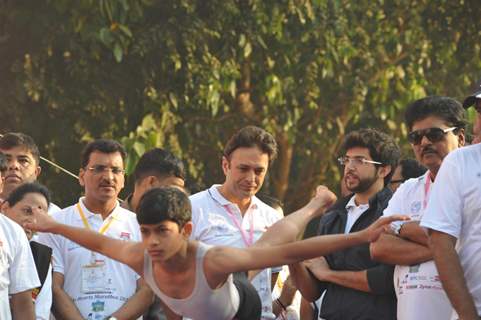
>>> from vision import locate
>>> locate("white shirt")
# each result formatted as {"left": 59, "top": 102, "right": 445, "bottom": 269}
{"left": 384, "top": 171, "right": 452, "bottom": 320}
{"left": 38, "top": 198, "right": 141, "bottom": 319}
{"left": 190, "top": 185, "right": 281, "bottom": 320}
{"left": 0, "top": 214, "right": 40, "bottom": 320}
{"left": 421, "top": 144, "right": 481, "bottom": 317}
{"left": 344, "top": 196, "right": 369, "bottom": 233}
{"left": 34, "top": 263, "right": 52, "bottom": 320}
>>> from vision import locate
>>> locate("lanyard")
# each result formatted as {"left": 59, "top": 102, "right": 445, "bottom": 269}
{"left": 76, "top": 203, "right": 116, "bottom": 234}
{"left": 208, "top": 189, "right": 255, "bottom": 247}
{"left": 223, "top": 204, "right": 254, "bottom": 247}
{"left": 423, "top": 173, "right": 433, "bottom": 210}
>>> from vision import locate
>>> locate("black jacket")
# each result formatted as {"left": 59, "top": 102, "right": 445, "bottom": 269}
{"left": 316, "top": 187, "right": 396, "bottom": 320}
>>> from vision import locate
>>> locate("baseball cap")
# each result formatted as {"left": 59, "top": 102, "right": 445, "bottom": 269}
{"left": 463, "top": 79, "right": 481, "bottom": 109}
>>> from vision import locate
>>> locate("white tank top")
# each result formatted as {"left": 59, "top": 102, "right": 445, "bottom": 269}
{"left": 143, "top": 242, "right": 240, "bottom": 320}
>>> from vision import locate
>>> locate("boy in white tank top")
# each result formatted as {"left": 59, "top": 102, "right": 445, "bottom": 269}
{"left": 26, "top": 187, "right": 406, "bottom": 320}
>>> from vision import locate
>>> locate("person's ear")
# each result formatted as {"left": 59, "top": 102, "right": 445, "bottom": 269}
{"left": 457, "top": 128, "right": 466, "bottom": 147}
{"left": 181, "top": 221, "right": 193, "bottom": 238}
{"left": 78, "top": 168, "right": 86, "bottom": 187}
{"left": 221, "top": 156, "right": 230, "bottom": 176}
{"left": 1, "top": 201, "right": 10, "bottom": 215}
{"left": 35, "top": 165, "right": 42, "bottom": 179}
{"left": 146, "top": 176, "right": 159, "bottom": 188}
{"left": 378, "top": 165, "right": 392, "bottom": 180}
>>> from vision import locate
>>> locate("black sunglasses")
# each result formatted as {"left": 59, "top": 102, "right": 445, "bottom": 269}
{"left": 407, "top": 127, "right": 457, "bottom": 145}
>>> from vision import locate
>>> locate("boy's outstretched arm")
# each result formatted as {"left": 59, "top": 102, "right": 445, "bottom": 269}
{"left": 253, "top": 186, "right": 337, "bottom": 248}
{"left": 207, "top": 214, "right": 408, "bottom": 277}
{"left": 25, "top": 211, "right": 144, "bottom": 274}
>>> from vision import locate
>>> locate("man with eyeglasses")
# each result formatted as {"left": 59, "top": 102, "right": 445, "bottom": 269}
{"left": 38, "top": 139, "right": 153, "bottom": 320}
{"left": 290, "top": 128, "right": 400, "bottom": 320}
{"left": 370, "top": 96, "right": 466, "bottom": 320}
{"left": 0, "top": 132, "right": 61, "bottom": 213}
{"left": 388, "top": 159, "right": 427, "bottom": 192}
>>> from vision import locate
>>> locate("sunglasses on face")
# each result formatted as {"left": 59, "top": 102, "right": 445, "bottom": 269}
{"left": 407, "top": 127, "right": 457, "bottom": 145}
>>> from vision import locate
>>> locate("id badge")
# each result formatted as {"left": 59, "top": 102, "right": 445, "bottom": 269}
{"left": 81, "top": 260, "right": 108, "bottom": 294}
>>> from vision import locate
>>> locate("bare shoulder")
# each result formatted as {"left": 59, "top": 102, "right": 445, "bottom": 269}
{"left": 122, "top": 241, "right": 146, "bottom": 274}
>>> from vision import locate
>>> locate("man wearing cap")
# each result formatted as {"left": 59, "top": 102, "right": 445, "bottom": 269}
{"left": 462, "top": 81, "right": 481, "bottom": 144}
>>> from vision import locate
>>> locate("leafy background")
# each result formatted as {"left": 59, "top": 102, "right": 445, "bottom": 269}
{"left": 1, "top": 1, "right": 480, "bottom": 233}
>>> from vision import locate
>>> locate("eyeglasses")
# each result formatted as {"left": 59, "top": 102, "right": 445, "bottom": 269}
{"left": 87, "top": 165, "right": 125, "bottom": 175}
{"left": 407, "top": 127, "right": 457, "bottom": 145}
{"left": 337, "top": 156, "right": 382, "bottom": 167}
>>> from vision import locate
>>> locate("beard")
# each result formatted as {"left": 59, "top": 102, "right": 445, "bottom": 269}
{"left": 345, "top": 172, "right": 379, "bottom": 194}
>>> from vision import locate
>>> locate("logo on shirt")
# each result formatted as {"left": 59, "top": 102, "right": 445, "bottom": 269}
{"left": 120, "top": 232, "right": 131, "bottom": 241}
{"left": 91, "top": 300, "right": 105, "bottom": 312}
{"left": 410, "top": 201, "right": 422, "bottom": 214}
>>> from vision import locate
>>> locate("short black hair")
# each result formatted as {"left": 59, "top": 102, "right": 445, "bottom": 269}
{"left": 341, "top": 128, "right": 401, "bottom": 185}
{"left": 137, "top": 187, "right": 191, "bottom": 227}
{"left": 0, "top": 152, "right": 6, "bottom": 173}
{"left": 0, "top": 132, "right": 40, "bottom": 164}
{"left": 223, "top": 126, "right": 278, "bottom": 163}
{"left": 133, "top": 148, "right": 185, "bottom": 183}
{"left": 398, "top": 159, "right": 427, "bottom": 181}
{"left": 80, "top": 139, "right": 126, "bottom": 168}
{"left": 5, "top": 182, "right": 50, "bottom": 207}
{"left": 405, "top": 96, "right": 467, "bottom": 131}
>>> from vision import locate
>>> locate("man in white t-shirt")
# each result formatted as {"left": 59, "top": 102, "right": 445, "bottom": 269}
{"left": 38, "top": 139, "right": 152, "bottom": 320}
{"left": 2, "top": 182, "right": 54, "bottom": 320}
{"left": 0, "top": 213, "right": 39, "bottom": 320}
{"left": 420, "top": 144, "right": 481, "bottom": 320}
{"left": 0, "top": 132, "right": 61, "bottom": 214}
{"left": 190, "top": 126, "right": 281, "bottom": 319}
{"left": 370, "top": 96, "right": 466, "bottom": 320}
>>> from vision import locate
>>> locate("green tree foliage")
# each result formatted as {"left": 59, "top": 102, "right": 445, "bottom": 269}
{"left": 1, "top": 0, "right": 480, "bottom": 214}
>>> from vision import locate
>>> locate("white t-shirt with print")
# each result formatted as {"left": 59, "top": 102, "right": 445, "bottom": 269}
{"left": 0, "top": 214, "right": 40, "bottom": 320}
{"left": 384, "top": 171, "right": 452, "bottom": 320}
{"left": 38, "top": 198, "right": 141, "bottom": 320}
{"left": 421, "top": 144, "right": 481, "bottom": 318}
{"left": 190, "top": 185, "right": 281, "bottom": 320}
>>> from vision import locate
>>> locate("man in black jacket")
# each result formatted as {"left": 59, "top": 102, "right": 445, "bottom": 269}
{"left": 290, "top": 128, "right": 400, "bottom": 320}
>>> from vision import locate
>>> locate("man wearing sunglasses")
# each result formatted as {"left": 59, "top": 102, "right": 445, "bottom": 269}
{"left": 371, "top": 96, "right": 466, "bottom": 320}
{"left": 290, "top": 128, "right": 400, "bottom": 320}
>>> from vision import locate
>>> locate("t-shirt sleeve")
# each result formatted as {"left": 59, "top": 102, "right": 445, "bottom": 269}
{"left": 37, "top": 231, "right": 65, "bottom": 275}
{"left": 383, "top": 182, "right": 407, "bottom": 230}
{"left": 9, "top": 230, "right": 40, "bottom": 294}
{"left": 420, "top": 153, "right": 462, "bottom": 238}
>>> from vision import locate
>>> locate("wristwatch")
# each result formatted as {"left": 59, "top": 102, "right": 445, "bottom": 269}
{"left": 392, "top": 223, "right": 403, "bottom": 235}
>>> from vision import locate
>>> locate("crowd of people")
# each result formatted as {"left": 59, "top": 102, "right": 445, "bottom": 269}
{"left": 0, "top": 85, "right": 480, "bottom": 320}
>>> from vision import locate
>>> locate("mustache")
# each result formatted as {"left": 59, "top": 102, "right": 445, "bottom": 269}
{"left": 421, "top": 146, "right": 438, "bottom": 156}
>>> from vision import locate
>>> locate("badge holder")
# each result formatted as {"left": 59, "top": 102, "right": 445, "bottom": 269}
{"left": 81, "top": 252, "right": 109, "bottom": 294}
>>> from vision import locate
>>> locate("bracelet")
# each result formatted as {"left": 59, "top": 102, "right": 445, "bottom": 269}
{"left": 276, "top": 298, "right": 287, "bottom": 311}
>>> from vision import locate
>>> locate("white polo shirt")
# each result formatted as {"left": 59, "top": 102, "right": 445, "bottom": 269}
{"left": 38, "top": 198, "right": 141, "bottom": 319}
{"left": 384, "top": 171, "right": 451, "bottom": 320}
{"left": 190, "top": 185, "right": 281, "bottom": 320}
{"left": 421, "top": 144, "right": 481, "bottom": 318}
{"left": 0, "top": 214, "right": 40, "bottom": 320}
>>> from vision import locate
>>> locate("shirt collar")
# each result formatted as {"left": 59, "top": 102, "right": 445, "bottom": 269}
{"left": 76, "top": 197, "right": 120, "bottom": 221}
{"left": 208, "top": 184, "right": 258, "bottom": 210}
{"left": 345, "top": 195, "right": 370, "bottom": 211}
